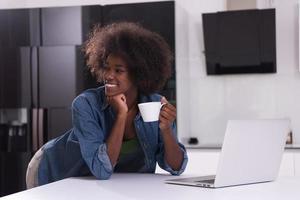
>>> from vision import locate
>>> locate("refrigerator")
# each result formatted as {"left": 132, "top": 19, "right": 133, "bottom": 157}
{"left": 0, "top": 8, "right": 97, "bottom": 196}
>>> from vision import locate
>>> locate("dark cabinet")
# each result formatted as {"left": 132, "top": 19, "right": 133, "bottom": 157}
{"left": 0, "top": 48, "right": 3, "bottom": 108}
{"left": 38, "top": 46, "right": 78, "bottom": 107}
{"left": 0, "top": 152, "right": 32, "bottom": 196}
{"left": 0, "top": 9, "right": 30, "bottom": 47}
{"left": 81, "top": 6, "right": 103, "bottom": 42}
{"left": 41, "top": 6, "right": 103, "bottom": 46}
{"left": 41, "top": 7, "right": 83, "bottom": 45}
{"left": 103, "top": 1, "right": 175, "bottom": 53}
{"left": 0, "top": 1, "right": 175, "bottom": 108}
{"left": 0, "top": 47, "right": 31, "bottom": 108}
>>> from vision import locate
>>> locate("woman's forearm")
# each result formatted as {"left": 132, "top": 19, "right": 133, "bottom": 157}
{"left": 161, "top": 128, "right": 184, "bottom": 171}
{"left": 106, "top": 113, "right": 127, "bottom": 166}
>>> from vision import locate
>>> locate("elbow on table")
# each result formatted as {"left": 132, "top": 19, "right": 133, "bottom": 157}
{"left": 93, "top": 169, "right": 113, "bottom": 180}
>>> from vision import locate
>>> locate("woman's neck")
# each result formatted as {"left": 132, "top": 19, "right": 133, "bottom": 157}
{"left": 125, "top": 88, "right": 138, "bottom": 111}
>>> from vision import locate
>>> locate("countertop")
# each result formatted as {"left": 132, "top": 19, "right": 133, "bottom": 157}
{"left": 2, "top": 174, "right": 300, "bottom": 200}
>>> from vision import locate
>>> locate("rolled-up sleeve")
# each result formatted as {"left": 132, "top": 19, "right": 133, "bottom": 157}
{"left": 72, "top": 96, "right": 113, "bottom": 180}
{"left": 156, "top": 123, "right": 188, "bottom": 175}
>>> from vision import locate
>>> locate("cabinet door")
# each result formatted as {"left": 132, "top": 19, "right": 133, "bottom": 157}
{"left": 155, "top": 149, "right": 220, "bottom": 175}
{"left": 41, "top": 5, "right": 103, "bottom": 46}
{"left": 81, "top": 6, "right": 103, "bottom": 42}
{"left": 38, "top": 46, "right": 77, "bottom": 108}
{"left": 103, "top": 1, "right": 175, "bottom": 52}
{"left": 0, "top": 48, "right": 3, "bottom": 107}
{"left": 185, "top": 150, "right": 220, "bottom": 175}
{"left": 278, "top": 152, "right": 295, "bottom": 176}
{"left": 0, "top": 152, "right": 32, "bottom": 196}
{"left": 0, "top": 47, "right": 31, "bottom": 108}
{"left": 0, "top": 9, "right": 30, "bottom": 47}
{"left": 295, "top": 152, "right": 300, "bottom": 176}
{"left": 41, "top": 7, "right": 82, "bottom": 45}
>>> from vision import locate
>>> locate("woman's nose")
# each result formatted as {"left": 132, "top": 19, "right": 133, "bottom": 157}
{"left": 104, "top": 70, "right": 114, "bottom": 80}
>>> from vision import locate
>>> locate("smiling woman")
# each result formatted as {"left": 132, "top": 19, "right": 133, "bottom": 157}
{"left": 26, "top": 22, "right": 188, "bottom": 188}
{"left": 84, "top": 22, "right": 173, "bottom": 94}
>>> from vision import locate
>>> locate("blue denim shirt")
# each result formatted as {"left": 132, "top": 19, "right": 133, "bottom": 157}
{"left": 38, "top": 87, "right": 188, "bottom": 185}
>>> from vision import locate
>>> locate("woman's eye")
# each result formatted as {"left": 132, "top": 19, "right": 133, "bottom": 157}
{"left": 116, "top": 69, "right": 125, "bottom": 73}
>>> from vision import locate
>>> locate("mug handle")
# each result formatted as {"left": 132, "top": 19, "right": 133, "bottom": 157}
{"left": 160, "top": 102, "right": 167, "bottom": 109}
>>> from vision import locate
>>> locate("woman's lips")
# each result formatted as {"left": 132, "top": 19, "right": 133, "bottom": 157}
{"left": 105, "top": 84, "right": 118, "bottom": 94}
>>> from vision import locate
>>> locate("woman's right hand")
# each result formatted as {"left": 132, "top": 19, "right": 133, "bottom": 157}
{"left": 106, "top": 94, "right": 128, "bottom": 116}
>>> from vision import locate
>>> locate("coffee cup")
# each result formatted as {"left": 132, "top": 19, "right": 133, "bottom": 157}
{"left": 138, "top": 102, "right": 166, "bottom": 122}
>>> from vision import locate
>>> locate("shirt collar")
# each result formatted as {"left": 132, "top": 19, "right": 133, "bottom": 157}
{"left": 100, "top": 87, "right": 109, "bottom": 111}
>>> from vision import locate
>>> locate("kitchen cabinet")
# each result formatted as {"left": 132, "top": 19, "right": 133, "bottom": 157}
{"left": 155, "top": 149, "right": 300, "bottom": 176}
{"left": 295, "top": 152, "right": 300, "bottom": 176}
{"left": 278, "top": 152, "right": 294, "bottom": 176}
{"left": 41, "top": 6, "right": 103, "bottom": 46}
{"left": 184, "top": 149, "right": 219, "bottom": 175}
{"left": 0, "top": 47, "right": 31, "bottom": 108}
{"left": 103, "top": 1, "right": 175, "bottom": 52}
{"left": 0, "top": 1, "right": 176, "bottom": 109}
{"left": 0, "top": 9, "right": 30, "bottom": 47}
{"left": 41, "top": 7, "right": 83, "bottom": 46}
{"left": 38, "top": 46, "right": 78, "bottom": 108}
{"left": 0, "top": 152, "right": 32, "bottom": 196}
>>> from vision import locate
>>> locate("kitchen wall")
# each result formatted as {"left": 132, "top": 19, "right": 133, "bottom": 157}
{"left": 1, "top": 0, "right": 300, "bottom": 144}
{"left": 178, "top": 0, "right": 300, "bottom": 145}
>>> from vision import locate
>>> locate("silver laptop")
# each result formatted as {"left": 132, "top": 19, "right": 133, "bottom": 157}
{"left": 166, "top": 119, "right": 291, "bottom": 188}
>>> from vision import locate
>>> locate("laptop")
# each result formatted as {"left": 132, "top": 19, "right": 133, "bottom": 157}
{"left": 165, "top": 119, "right": 291, "bottom": 188}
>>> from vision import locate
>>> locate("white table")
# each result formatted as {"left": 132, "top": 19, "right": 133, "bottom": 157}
{"left": 2, "top": 174, "right": 300, "bottom": 200}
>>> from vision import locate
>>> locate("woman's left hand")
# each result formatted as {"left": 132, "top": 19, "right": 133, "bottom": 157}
{"left": 159, "top": 96, "right": 176, "bottom": 132}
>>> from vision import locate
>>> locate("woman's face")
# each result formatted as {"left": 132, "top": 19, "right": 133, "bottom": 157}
{"left": 103, "top": 54, "right": 136, "bottom": 97}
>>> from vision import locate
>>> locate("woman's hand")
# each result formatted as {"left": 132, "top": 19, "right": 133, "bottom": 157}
{"left": 159, "top": 97, "right": 183, "bottom": 171}
{"left": 106, "top": 94, "right": 128, "bottom": 116}
{"left": 159, "top": 96, "right": 176, "bottom": 132}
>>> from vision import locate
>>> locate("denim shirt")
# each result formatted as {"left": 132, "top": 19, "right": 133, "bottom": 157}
{"left": 38, "top": 87, "right": 188, "bottom": 185}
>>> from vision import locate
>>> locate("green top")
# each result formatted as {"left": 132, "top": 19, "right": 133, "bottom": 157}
{"left": 120, "top": 137, "right": 140, "bottom": 155}
{"left": 114, "top": 137, "right": 145, "bottom": 172}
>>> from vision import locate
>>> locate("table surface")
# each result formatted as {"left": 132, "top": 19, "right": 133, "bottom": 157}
{"left": 2, "top": 173, "right": 300, "bottom": 200}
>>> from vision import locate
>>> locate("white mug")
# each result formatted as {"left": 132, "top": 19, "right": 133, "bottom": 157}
{"left": 138, "top": 102, "right": 166, "bottom": 122}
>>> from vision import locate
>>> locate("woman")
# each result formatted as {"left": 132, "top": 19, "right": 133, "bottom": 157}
{"left": 26, "top": 22, "right": 188, "bottom": 187}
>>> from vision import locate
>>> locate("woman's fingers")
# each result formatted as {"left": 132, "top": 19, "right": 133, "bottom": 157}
{"left": 160, "top": 108, "right": 176, "bottom": 120}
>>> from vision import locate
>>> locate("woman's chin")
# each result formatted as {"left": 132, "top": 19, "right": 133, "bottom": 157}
{"left": 105, "top": 90, "right": 120, "bottom": 97}
{"left": 105, "top": 86, "right": 118, "bottom": 95}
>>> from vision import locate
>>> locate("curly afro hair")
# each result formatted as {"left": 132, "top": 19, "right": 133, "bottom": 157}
{"left": 83, "top": 22, "right": 173, "bottom": 95}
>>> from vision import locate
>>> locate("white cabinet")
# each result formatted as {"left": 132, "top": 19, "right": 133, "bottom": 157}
{"left": 183, "top": 149, "right": 219, "bottom": 175}
{"left": 156, "top": 149, "right": 300, "bottom": 177}
{"left": 155, "top": 149, "right": 219, "bottom": 175}
{"left": 295, "top": 152, "right": 300, "bottom": 176}
{"left": 278, "top": 152, "right": 294, "bottom": 177}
